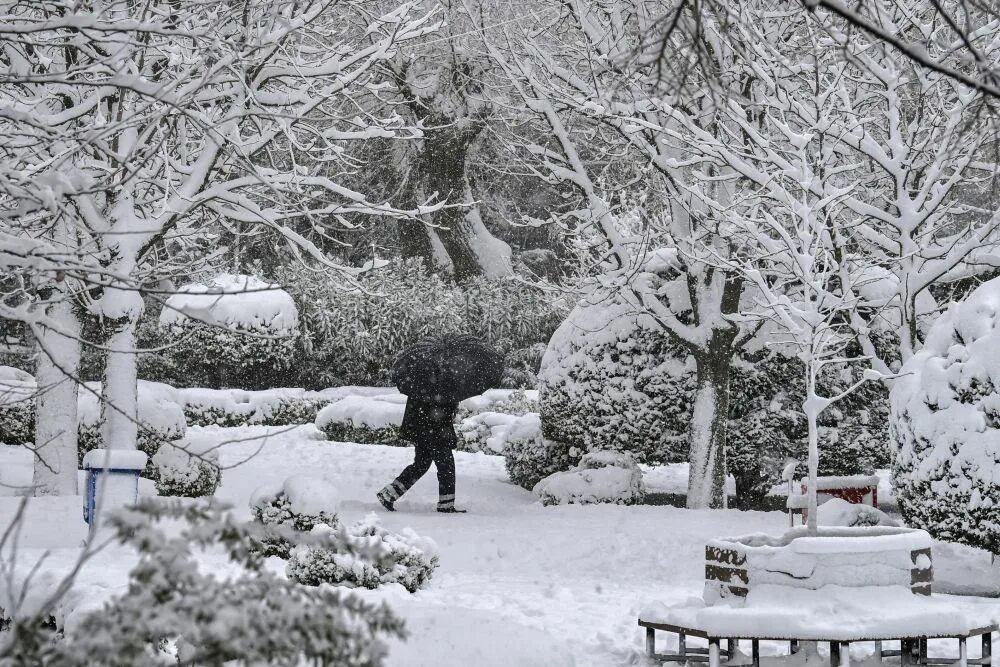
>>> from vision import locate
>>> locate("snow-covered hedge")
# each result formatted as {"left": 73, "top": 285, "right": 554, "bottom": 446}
{"left": 891, "top": 277, "right": 1000, "bottom": 554}
{"left": 0, "top": 366, "right": 35, "bottom": 445}
{"left": 534, "top": 451, "right": 645, "bottom": 506}
{"left": 276, "top": 259, "right": 567, "bottom": 388}
{"left": 152, "top": 439, "right": 221, "bottom": 498}
{"left": 315, "top": 394, "right": 407, "bottom": 445}
{"left": 179, "top": 387, "right": 334, "bottom": 427}
{"left": 287, "top": 515, "right": 438, "bottom": 593}
{"left": 160, "top": 274, "right": 299, "bottom": 390}
{"left": 77, "top": 380, "right": 187, "bottom": 476}
{"left": 250, "top": 475, "right": 340, "bottom": 558}
{"left": 502, "top": 414, "right": 581, "bottom": 490}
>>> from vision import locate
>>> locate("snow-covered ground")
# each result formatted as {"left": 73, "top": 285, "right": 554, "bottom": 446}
{"left": 2, "top": 426, "right": 999, "bottom": 666}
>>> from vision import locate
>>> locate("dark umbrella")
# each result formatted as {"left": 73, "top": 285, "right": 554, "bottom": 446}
{"left": 391, "top": 334, "right": 504, "bottom": 403}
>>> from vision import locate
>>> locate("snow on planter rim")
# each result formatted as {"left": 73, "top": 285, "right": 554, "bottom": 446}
{"left": 708, "top": 526, "right": 932, "bottom": 553}
{"left": 159, "top": 273, "right": 298, "bottom": 332}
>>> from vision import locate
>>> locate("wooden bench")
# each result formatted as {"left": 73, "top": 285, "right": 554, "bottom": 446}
{"left": 639, "top": 619, "right": 996, "bottom": 667}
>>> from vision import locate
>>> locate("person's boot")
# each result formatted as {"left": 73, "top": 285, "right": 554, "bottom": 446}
{"left": 377, "top": 489, "right": 396, "bottom": 512}
{"left": 437, "top": 495, "right": 466, "bottom": 513}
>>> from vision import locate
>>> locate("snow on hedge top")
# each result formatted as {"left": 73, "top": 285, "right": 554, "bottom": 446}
{"left": 160, "top": 274, "right": 298, "bottom": 333}
{"left": 0, "top": 366, "right": 35, "bottom": 407}
{"left": 891, "top": 276, "right": 1000, "bottom": 487}
{"left": 315, "top": 394, "right": 406, "bottom": 430}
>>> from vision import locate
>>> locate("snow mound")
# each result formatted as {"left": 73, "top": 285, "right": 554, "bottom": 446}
{"left": 457, "top": 411, "right": 538, "bottom": 454}
{"left": 160, "top": 274, "right": 298, "bottom": 332}
{"left": 459, "top": 389, "right": 538, "bottom": 415}
{"left": 533, "top": 450, "right": 645, "bottom": 506}
{"left": 251, "top": 474, "right": 339, "bottom": 517}
{"left": 816, "top": 498, "right": 897, "bottom": 528}
{"left": 385, "top": 603, "right": 575, "bottom": 667}
{"left": 78, "top": 380, "right": 186, "bottom": 437}
{"left": 891, "top": 275, "right": 1000, "bottom": 553}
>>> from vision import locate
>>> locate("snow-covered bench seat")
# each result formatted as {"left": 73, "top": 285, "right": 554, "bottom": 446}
{"left": 639, "top": 586, "right": 997, "bottom": 667}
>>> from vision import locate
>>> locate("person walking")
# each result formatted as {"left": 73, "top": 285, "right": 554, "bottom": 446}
{"left": 377, "top": 397, "right": 465, "bottom": 513}
{"left": 380, "top": 333, "right": 503, "bottom": 514}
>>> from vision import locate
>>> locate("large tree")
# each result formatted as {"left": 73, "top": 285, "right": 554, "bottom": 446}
{"left": 0, "top": 0, "right": 436, "bottom": 493}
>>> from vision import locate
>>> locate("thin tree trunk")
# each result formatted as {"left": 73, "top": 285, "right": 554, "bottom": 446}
{"left": 31, "top": 299, "right": 82, "bottom": 496}
{"left": 686, "top": 346, "right": 733, "bottom": 509}
{"left": 100, "top": 318, "right": 139, "bottom": 450}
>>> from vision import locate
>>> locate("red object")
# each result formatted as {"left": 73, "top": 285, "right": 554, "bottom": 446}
{"left": 799, "top": 480, "right": 878, "bottom": 523}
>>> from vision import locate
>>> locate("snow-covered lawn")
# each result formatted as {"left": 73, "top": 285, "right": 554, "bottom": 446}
{"left": 2, "top": 426, "right": 999, "bottom": 666}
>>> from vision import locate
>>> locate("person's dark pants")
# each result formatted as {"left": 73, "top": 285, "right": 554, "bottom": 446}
{"left": 380, "top": 436, "right": 456, "bottom": 509}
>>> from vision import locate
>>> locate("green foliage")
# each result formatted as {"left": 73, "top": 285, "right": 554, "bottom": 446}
{"left": 504, "top": 434, "right": 581, "bottom": 491}
{"left": 0, "top": 401, "right": 32, "bottom": 446}
{"left": 277, "top": 259, "right": 568, "bottom": 388}
{"left": 250, "top": 490, "right": 340, "bottom": 559}
{"left": 2, "top": 499, "right": 404, "bottom": 666}
{"left": 318, "top": 422, "right": 404, "bottom": 446}
{"left": 161, "top": 322, "right": 298, "bottom": 390}
{"left": 287, "top": 516, "right": 438, "bottom": 594}
{"left": 151, "top": 443, "right": 221, "bottom": 498}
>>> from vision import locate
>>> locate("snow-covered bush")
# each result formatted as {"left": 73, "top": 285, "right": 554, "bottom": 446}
{"left": 179, "top": 387, "right": 332, "bottom": 427}
{"left": 287, "top": 514, "right": 438, "bottom": 593}
{"left": 0, "top": 366, "right": 35, "bottom": 445}
{"left": 539, "top": 300, "right": 694, "bottom": 465}
{"left": 533, "top": 450, "right": 645, "bottom": 506}
{"left": 277, "top": 259, "right": 567, "bottom": 388}
{"left": 315, "top": 394, "right": 406, "bottom": 445}
{"left": 891, "top": 277, "right": 1000, "bottom": 554}
{"left": 76, "top": 380, "right": 187, "bottom": 476}
{"left": 249, "top": 475, "right": 340, "bottom": 558}
{"left": 152, "top": 440, "right": 221, "bottom": 498}
{"left": 501, "top": 413, "right": 581, "bottom": 490}
{"left": 159, "top": 274, "right": 299, "bottom": 390}
{"left": 10, "top": 499, "right": 403, "bottom": 666}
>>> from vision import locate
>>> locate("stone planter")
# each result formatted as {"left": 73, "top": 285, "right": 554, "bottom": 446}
{"left": 704, "top": 526, "right": 933, "bottom": 605}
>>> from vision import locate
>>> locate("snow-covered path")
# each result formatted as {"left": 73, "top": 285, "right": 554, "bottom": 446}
{"left": 3, "top": 425, "right": 999, "bottom": 666}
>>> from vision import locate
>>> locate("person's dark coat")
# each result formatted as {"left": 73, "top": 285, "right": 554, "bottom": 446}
{"left": 398, "top": 398, "right": 458, "bottom": 443}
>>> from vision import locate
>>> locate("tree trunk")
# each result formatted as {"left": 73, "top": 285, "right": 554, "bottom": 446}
{"left": 686, "top": 345, "right": 734, "bottom": 509}
{"left": 409, "top": 125, "right": 512, "bottom": 280}
{"left": 100, "top": 318, "right": 139, "bottom": 450}
{"left": 31, "top": 299, "right": 82, "bottom": 496}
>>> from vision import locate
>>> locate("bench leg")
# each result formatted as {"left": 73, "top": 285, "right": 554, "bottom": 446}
{"left": 790, "top": 640, "right": 800, "bottom": 655}
{"left": 983, "top": 633, "right": 991, "bottom": 664}
{"left": 921, "top": 638, "right": 928, "bottom": 664}
{"left": 752, "top": 640, "right": 760, "bottom": 667}
{"left": 903, "top": 639, "right": 914, "bottom": 666}
{"left": 710, "top": 638, "right": 721, "bottom": 667}
{"left": 960, "top": 637, "right": 968, "bottom": 667}
{"left": 831, "top": 641, "right": 841, "bottom": 667}
{"left": 679, "top": 631, "right": 687, "bottom": 660}
{"left": 875, "top": 641, "right": 883, "bottom": 664}
{"left": 728, "top": 638, "right": 737, "bottom": 662}
{"left": 646, "top": 627, "right": 655, "bottom": 657}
